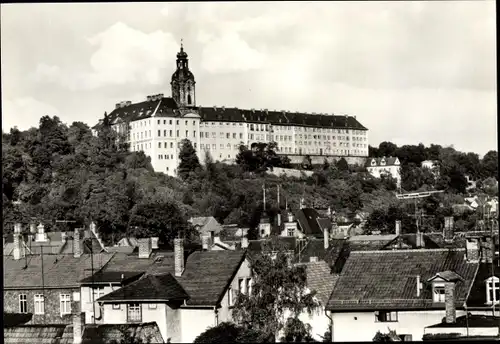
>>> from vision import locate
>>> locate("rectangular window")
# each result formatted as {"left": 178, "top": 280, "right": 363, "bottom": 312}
{"left": 157, "top": 120, "right": 160, "bottom": 124}
{"left": 164, "top": 120, "right": 166, "bottom": 125}
{"left": 246, "top": 278, "right": 252, "bottom": 296}
{"left": 220, "top": 144, "right": 224, "bottom": 149}
{"left": 228, "top": 287, "right": 234, "bottom": 306}
{"left": 375, "top": 311, "right": 398, "bottom": 322}
{"left": 238, "top": 278, "right": 245, "bottom": 295}
{"left": 19, "top": 294, "right": 27, "bottom": 313}
{"left": 226, "top": 133, "right": 230, "bottom": 139}
{"left": 164, "top": 142, "right": 167, "bottom": 148}
{"left": 240, "top": 133, "right": 243, "bottom": 139}
{"left": 164, "top": 130, "right": 167, "bottom": 136}
{"left": 170, "top": 142, "right": 173, "bottom": 148}
{"left": 92, "top": 287, "right": 105, "bottom": 302}
{"left": 185, "top": 130, "right": 188, "bottom": 137}
{"left": 169, "top": 120, "right": 172, "bottom": 125}
{"left": 112, "top": 304, "right": 121, "bottom": 310}
{"left": 212, "top": 144, "right": 216, "bottom": 150}
{"left": 220, "top": 133, "right": 224, "bottom": 138}
{"left": 176, "top": 130, "right": 179, "bottom": 137}
{"left": 60, "top": 294, "right": 71, "bottom": 315}
{"left": 176, "top": 120, "right": 179, "bottom": 125}
{"left": 193, "top": 131, "right": 196, "bottom": 137}
{"left": 233, "top": 133, "right": 236, "bottom": 139}
{"left": 185, "top": 120, "right": 188, "bottom": 125}
{"left": 158, "top": 142, "right": 161, "bottom": 148}
{"left": 127, "top": 303, "right": 142, "bottom": 322}
{"left": 433, "top": 286, "right": 446, "bottom": 302}
{"left": 34, "top": 294, "right": 44, "bottom": 314}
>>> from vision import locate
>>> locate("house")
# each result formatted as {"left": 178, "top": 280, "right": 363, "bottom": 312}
{"left": 276, "top": 208, "right": 332, "bottom": 239}
{"left": 325, "top": 247, "right": 479, "bottom": 342}
{"left": 421, "top": 160, "right": 440, "bottom": 178}
{"left": 93, "top": 238, "right": 251, "bottom": 343}
{"left": 365, "top": 156, "right": 401, "bottom": 187}
{"left": 189, "top": 216, "right": 223, "bottom": 238}
{"left": 3, "top": 227, "right": 114, "bottom": 325}
{"left": 423, "top": 314, "right": 500, "bottom": 340}
{"left": 3, "top": 312, "right": 164, "bottom": 344}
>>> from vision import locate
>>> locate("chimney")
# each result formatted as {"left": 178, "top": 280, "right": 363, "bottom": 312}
{"left": 416, "top": 275, "right": 422, "bottom": 297}
{"left": 481, "top": 237, "right": 494, "bottom": 263}
{"left": 288, "top": 212, "right": 294, "bottom": 223}
{"left": 324, "top": 228, "right": 329, "bottom": 250}
{"left": 202, "top": 235, "right": 210, "bottom": 251}
{"left": 395, "top": 220, "right": 401, "bottom": 236}
{"left": 241, "top": 236, "right": 249, "bottom": 249}
{"left": 174, "top": 238, "right": 185, "bottom": 277}
{"left": 466, "top": 239, "right": 480, "bottom": 263}
{"left": 151, "top": 237, "right": 159, "bottom": 250}
{"left": 14, "top": 223, "right": 22, "bottom": 234}
{"left": 138, "top": 238, "right": 152, "bottom": 259}
{"left": 35, "top": 223, "right": 47, "bottom": 242}
{"left": 444, "top": 282, "right": 457, "bottom": 323}
{"left": 416, "top": 232, "right": 424, "bottom": 248}
{"left": 73, "top": 312, "right": 85, "bottom": 344}
{"left": 277, "top": 214, "right": 281, "bottom": 227}
{"left": 444, "top": 217, "right": 454, "bottom": 242}
{"left": 73, "top": 228, "right": 81, "bottom": 258}
{"left": 61, "top": 232, "right": 67, "bottom": 242}
{"left": 13, "top": 231, "right": 25, "bottom": 260}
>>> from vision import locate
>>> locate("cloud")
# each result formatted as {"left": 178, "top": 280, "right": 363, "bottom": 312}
{"left": 33, "top": 22, "right": 179, "bottom": 90}
{"left": 2, "top": 97, "right": 60, "bottom": 131}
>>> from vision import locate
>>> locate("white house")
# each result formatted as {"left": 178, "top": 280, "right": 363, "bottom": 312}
{"left": 365, "top": 156, "right": 401, "bottom": 187}
{"left": 325, "top": 247, "right": 480, "bottom": 342}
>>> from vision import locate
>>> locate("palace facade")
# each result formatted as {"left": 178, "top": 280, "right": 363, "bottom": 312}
{"left": 93, "top": 45, "right": 369, "bottom": 176}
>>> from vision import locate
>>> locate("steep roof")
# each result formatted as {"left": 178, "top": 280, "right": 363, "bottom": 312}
{"left": 326, "top": 249, "right": 479, "bottom": 311}
{"left": 381, "top": 234, "right": 442, "bottom": 250}
{"left": 93, "top": 249, "right": 247, "bottom": 306}
{"left": 98, "top": 273, "right": 189, "bottom": 302}
{"left": 466, "top": 259, "right": 500, "bottom": 308}
{"left": 348, "top": 234, "right": 398, "bottom": 251}
{"left": 3, "top": 253, "right": 114, "bottom": 289}
{"left": 97, "top": 96, "right": 367, "bottom": 130}
{"left": 79, "top": 271, "right": 144, "bottom": 285}
{"left": 82, "top": 322, "right": 164, "bottom": 344}
{"left": 365, "top": 156, "right": 399, "bottom": 167}
{"left": 190, "top": 216, "right": 223, "bottom": 235}
{"left": 295, "top": 208, "right": 325, "bottom": 237}
{"left": 300, "top": 261, "right": 339, "bottom": 305}
{"left": 4, "top": 324, "right": 73, "bottom": 344}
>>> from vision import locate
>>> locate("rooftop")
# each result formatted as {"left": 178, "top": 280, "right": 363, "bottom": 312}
{"left": 427, "top": 315, "right": 500, "bottom": 328}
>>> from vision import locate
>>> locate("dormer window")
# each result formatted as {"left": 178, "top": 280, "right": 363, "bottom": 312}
{"left": 371, "top": 160, "right": 376, "bottom": 166}
{"left": 433, "top": 284, "right": 446, "bottom": 302}
{"left": 486, "top": 276, "right": 500, "bottom": 304}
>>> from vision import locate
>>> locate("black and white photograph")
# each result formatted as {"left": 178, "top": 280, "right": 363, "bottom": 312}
{"left": 1, "top": 1, "right": 498, "bottom": 343}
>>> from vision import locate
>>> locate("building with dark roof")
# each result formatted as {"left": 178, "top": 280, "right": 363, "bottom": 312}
{"left": 83, "top": 238, "right": 251, "bottom": 343}
{"left": 365, "top": 156, "right": 401, "bottom": 187}
{"left": 93, "top": 44, "right": 369, "bottom": 177}
{"left": 325, "top": 248, "right": 480, "bottom": 342}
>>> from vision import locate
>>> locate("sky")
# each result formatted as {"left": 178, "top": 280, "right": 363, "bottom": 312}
{"left": 1, "top": 1, "right": 497, "bottom": 156}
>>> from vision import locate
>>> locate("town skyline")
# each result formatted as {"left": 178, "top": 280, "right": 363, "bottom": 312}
{"left": 1, "top": 1, "right": 497, "bottom": 156}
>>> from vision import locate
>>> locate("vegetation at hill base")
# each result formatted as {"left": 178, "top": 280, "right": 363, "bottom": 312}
{"left": 2, "top": 115, "right": 498, "bottom": 244}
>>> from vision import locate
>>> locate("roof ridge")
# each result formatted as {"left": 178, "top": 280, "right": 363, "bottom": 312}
{"left": 350, "top": 248, "right": 465, "bottom": 254}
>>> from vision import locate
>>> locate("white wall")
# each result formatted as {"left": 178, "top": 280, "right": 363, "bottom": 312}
{"left": 180, "top": 308, "right": 216, "bottom": 343}
{"left": 424, "top": 326, "right": 499, "bottom": 337}
{"left": 330, "top": 310, "right": 466, "bottom": 342}
{"left": 81, "top": 285, "right": 121, "bottom": 324}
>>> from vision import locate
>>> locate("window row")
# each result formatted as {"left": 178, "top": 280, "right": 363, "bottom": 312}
{"left": 19, "top": 294, "right": 71, "bottom": 316}
{"left": 157, "top": 119, "right": 197, "bottom": 126}
{"left": 132, "top": 143, "right": 152, "bottom": 151}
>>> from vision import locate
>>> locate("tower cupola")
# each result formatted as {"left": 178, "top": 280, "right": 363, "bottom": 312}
{"left": 171, "top": 40, "right": 196, "bottom": 108}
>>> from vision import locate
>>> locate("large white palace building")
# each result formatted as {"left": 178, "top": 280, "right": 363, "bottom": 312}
{"left": 93, "top": 45, "right": 369, "bottom": 176}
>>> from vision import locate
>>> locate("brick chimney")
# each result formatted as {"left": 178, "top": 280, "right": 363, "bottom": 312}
{"left": 466, "top": 238, "right": 480, "bottom": 263}
{"left": 416, "top": 232, "right": 424, "bottom": 248}
{"left": 13, "top": 228, "right": 25, "bottom": 261}
{"left": 395, "top": 220, "right": 401, "bottom": 236}
{"left": 151, "top": 237, "right": 159, "bottom": 250}
{"left": 73, "top": 312, "right": 85, "bottom": 344}
{"left": 138, "top": 238, "right": 152, "bottom": 259}
{"left": 481, "top": 237, "right": 494, "bottom": 263}
{"left": 444, "top": 217, "right": 454, "bottom": 242}
{"left": 416, "top": 275, "right": 422, "bottom": 297}
{"left": 174, "top": 238, "right": 185, "bottom": 277}
{"left": 444, "top": 281, "right": 457, "bottom": 323}
{"left": 324, "top": 228, "right": 329, "bottom": 250}
{"left": 202, "top": 235, "right": 210, "bottom": 251}
{"left": 73, "top": 228, "right": 81, "bottom": 258}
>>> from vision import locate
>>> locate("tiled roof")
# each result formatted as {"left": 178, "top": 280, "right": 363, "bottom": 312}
{"left": 426, "top": 315, "right": 500, "bottom": 328}
{"left": 299, "top": 261, "right": 339, "bottom": 305}
{"left": 98, "top": 273, "right": 189, "bottom": 302}
{"left": 3, "top": 313, "right": 33, "bottom": 327}
{"left": 80, "top": 271, "right": 144, "bottom": 285}
{"left": 3, "top": 253, "right": 114, "bottom": 289}
{"left": 317, "top": 218, "right": 332, "bottom": 232}
{"left": 297, "top": 238, "right": 347, "bottom": 268}
{"left": 190, "top": 216, "right": 223, "bottom": 234}
{"left": 94, "top": 249, "right": 247, "bottom": 306}
{"left": 4, "top": 324, "right": 73, "bottom": 344}
{"left": 82, "top": 322, "right": 164, "bottom": 344}
{"left": 98, "top": 97, "right": 367, "bottom": 130}
{"left": 348, "top": 234, "right": 398, "bottom": 251}
{"left": 247, "top": 237, "right": 303, "bottom": 255}
{"left": 381, "top": 234, "right": 442, "bottom": 250}
{"left": 326, "top": 249, "right": 479, "bottom": 311}
{"left": 295, "top": 208, "right": 325, "bottom": 237}
{"left": 466, "top": 260, "right": 500, "bottom": 308}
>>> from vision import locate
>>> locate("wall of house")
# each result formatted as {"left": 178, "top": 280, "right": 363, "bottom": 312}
{"left": 166, "top": 303, "right": 182, "bottom": 343}
{"left": 330, "top": 310, "right": 467, "bottom": 342}
{"left": 4, "top": 287, "right": 80, "bottom": 325}
{"left": 81, "top": 285, "right": 121, "bottom": 324}
{"left": 180, "top": 308, "right": 216, "bottom": 343}
{"left": 219, "top": 258, "right": 253, "bottom": 322}
{"left": 279, "top": 308, "right": 330, "bottom": 341}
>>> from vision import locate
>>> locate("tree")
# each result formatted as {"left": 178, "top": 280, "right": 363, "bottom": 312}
{"left": 301, "top": 155, "right": 313, "bottom": 170}
{"left": 373, "top": 329, "right": 401, "bottom": 342}
{"left": 378, "top": 141, "right": 398, "bottom": 158}
{"left": 193, "top": 322, "right": 262, "bottom": 343}
{"left": 280, "top": 316, "right": 315, "bottom": 342}
{"left": 178, "top": 139, "right": 201, "bottom": 180}
{"left": 231, "top": 239, "right": 319, "bottom": 341}
{"left": 400, "top": 163, "right": 436, "bottom": 192}
{"left": 480, "top": 150, "right": 498, "bottom": 179}
{"left": 336, "top": 158, "right": 349, "bottom": 172}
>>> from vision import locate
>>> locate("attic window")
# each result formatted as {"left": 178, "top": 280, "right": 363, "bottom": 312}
{"left": 433, "top": 284, "right": 445, "bottom": 303}
{"left": 486, "top": 276, "right": 500, "bottom": 304}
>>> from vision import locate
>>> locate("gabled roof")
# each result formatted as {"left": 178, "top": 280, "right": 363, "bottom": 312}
{"left": 381, "top": 234, "right": 442, "bottom": 250}
{"left": 298, "top": 261, "right": 339, "bottom": 305}
{"left": 3, "top": 253, "right": 114, "bottom": 289}
{"left": 190, "top": 216, "right": 223, "bottom": 234}
{"left": 98, "top": 273, "right": 189, "bottom": 302}
{"left": 466, "top": 260, "right": 500, "bottom": 308}
{"left": 365, "top": 156, "right": 400, "bottom": 167}
{"left": 427, "top": 270, "right": 465, "bottom": 282}
{"left": 295, "top": 208, "right": 325, "bottom": 237}
{"left": 326, "top": 249, "right": 478, "bottom": 311}
{"left": 82, "top": 322, "right": 164, "bottom": 344}
{"left": 92, "top": 249, "right": 247, "bottom": 306}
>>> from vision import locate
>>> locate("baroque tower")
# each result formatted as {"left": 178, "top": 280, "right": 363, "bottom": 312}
{"left": 171, "top": 42, "right": 196, "bottom": 108}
